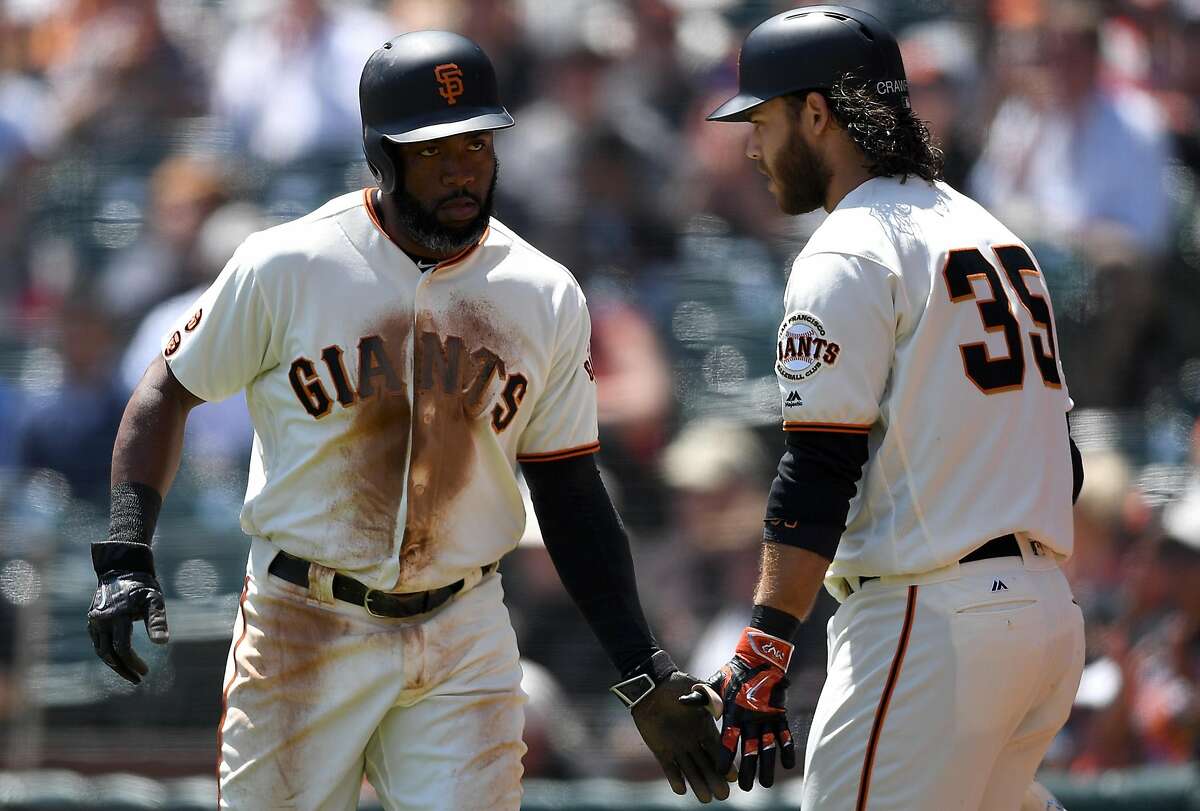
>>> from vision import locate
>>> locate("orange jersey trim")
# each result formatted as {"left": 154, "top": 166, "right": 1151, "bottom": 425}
{"left": 216, "top": 577, "right": 251, "bottom": 809}
{"left": 783, "top": 421, "right": 871, "bottom": 435}
{"left": 362, "top": 188, "right": 488, "bottom": 270}
{"left": 435, "top": 228, "right": 488, "bottom": 270}
{"left": 363, "top": 187, "right": 385, "bottom": 232}
{"left": 517, "top": 441, "right": 601, "bottom": 464}
{"left": 856, "top": 584, "right": 918, "bottom": 811}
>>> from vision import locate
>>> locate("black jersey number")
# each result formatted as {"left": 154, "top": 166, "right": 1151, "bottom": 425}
{"left": 943, "top": 245, "right": 1061, "bottom": 394}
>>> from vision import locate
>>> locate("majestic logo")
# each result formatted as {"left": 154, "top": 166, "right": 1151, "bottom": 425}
{"left": 184, "top": 308, "right": 203, "bottom": 332}
{"left": 785, "top": 391, "right": 803, "bottom": 407}
{"left": 163, "top": 330, "right": 181, "bottom": 357}
{"left": 434, "top": 63, "right": 464, "bottom": 105}
{"left": 776, "top": 311, "right": 840, "bottom": 382}
{"left": 991, "top": 579, "right": 1008, "bottom": 592}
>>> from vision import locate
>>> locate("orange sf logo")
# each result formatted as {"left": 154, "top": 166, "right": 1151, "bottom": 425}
{"left": 434, "top": 63, "right": 464, "bottom": 105}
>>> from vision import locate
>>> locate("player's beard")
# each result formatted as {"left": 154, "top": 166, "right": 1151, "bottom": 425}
{"left": 774, "top": 128, "right": 831, "bottom": 215}
{"left": 393, "top": 160, "right": 499, "bottom": 256}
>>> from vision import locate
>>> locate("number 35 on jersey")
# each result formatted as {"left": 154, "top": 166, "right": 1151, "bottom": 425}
{"left": 942, "top": 244, "right": 1061, "bottom": 395}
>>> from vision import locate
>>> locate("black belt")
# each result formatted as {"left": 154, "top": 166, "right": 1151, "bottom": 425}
{"left": 858, "top": 534, "right": 1022, "bottom": 588}
{"left": 268, "top": 550, "right": 497, "bottom": 619}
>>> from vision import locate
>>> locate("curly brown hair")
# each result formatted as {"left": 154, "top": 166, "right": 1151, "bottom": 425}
{"left": 788, "top": 74, "right": 945, "bottom": 183}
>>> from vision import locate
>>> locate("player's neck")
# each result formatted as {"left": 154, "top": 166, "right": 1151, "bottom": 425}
{"left": 823, "top": 162, "right": 875, "bottom": 213}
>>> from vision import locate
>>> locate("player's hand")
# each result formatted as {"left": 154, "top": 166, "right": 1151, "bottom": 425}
{"left": 631, "top": 670, "right": 730, "bottom": 803}
{"left": 681, "top": 627, "right": 796, "bottom": 791}
{"left": 87, "top": 571, "right": 170, "bottom": 684}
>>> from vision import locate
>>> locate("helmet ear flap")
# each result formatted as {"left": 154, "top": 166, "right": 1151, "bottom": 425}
{"left": 366, "top": 159, "right": 390, "bottom": 193}
{"left": 363, "top": 128, "right": 397, "bottom": 194}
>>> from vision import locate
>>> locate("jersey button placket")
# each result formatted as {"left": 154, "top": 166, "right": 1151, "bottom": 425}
{"left": 405, "top": 270, "right": 431, "bottom": 554}
{"left": 407, "top": 271, "right": 437, "bottom": 525}
{"left": 411, "top": 466, "right": 428, "bottom": 496}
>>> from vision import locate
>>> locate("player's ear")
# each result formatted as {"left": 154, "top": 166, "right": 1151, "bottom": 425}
{"left": 804, "top": 91, "right": 835, "bottom": 136}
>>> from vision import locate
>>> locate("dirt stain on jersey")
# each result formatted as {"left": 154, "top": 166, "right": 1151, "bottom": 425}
{"left": 328, "top": 313, "right": 412, "bottom": 564}
{"left": 400, "top": 299, "right": 517, "bottom": 586}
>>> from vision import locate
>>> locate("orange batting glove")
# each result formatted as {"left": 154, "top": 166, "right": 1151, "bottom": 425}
{"left": 682, "top": 627, "right": 795, "bottom": 790}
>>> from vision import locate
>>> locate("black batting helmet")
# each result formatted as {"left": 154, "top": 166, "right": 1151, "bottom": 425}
{"left": 708, "top": 5, "right": 908, "bottom": 122}
{"left": 360, "top": 31, "right": 514, "bottom": 194}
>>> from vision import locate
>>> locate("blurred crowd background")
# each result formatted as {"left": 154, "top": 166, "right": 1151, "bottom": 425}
{"left": 0, "top": 0, "right": 1198, "bottom": 804}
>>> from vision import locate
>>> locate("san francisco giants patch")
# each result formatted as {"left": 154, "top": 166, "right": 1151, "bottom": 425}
{"left": 184, "top": 308, "right": 203, "bottom": 332}
{"left": 776, "top": 311, "right": 841, "bottom": 381}
{"left": 164, "top": 330, "right": 182, "bottom": 358}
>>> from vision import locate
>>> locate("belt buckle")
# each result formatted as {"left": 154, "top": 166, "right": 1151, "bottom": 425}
{"left": 364, "top": 588, "right": 393, "bottom": 618}
{"left": 365, "top": 587, "right": 431, "bottom": 618}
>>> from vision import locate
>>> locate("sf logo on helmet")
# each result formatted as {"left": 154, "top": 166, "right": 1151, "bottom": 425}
{"left": 435, "top": 63, "right": 465, "bottom": 105}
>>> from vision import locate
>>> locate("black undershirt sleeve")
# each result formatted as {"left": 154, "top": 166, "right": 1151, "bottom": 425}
{"left": 763, "top": 431, "right": 871, "bottom": 561}
{"left": 1068, "top": 415, "right": 1084, "bottom": 504}
{"left": 522, "top": 453, "right": 658, "bottom": 678}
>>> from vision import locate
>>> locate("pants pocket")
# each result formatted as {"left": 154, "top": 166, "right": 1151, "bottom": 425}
{"left": 954, "top": 598, "right": 1037, "bottom": 615}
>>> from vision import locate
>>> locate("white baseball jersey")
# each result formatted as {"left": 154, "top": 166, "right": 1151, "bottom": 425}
{"left": 164, "top": 189, "right": 598, "bottom": 592}
{"left": 775, "top": 176, "right": 1073, "bottom": 580}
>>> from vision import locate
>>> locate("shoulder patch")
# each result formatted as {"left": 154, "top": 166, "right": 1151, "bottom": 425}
{"left": 776, "top": 311, "right": 841, "bottom": 381}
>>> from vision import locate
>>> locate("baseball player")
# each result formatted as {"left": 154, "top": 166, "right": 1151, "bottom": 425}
{"left": 86, "top": 31, "right": 728, "bottom": 810}
{"left": 682, "top": 7, "right": 1085, "bottom": 810}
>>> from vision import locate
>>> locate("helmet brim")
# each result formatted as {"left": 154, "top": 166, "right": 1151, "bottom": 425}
{"left": 706, "top": 93, "right": 766, "bottom": 122}
{"left": 379, "top": 108, "right": 515, "bottom": 144}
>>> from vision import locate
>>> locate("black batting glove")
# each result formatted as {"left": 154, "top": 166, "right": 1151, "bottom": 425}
{"left": 87, "top": 571, "right": 170, "bottom": 684}
{"left": 612, "top": 650, "right": 730, "bottom": 803}
{"left": 682, "top": 627, "right": 796, "bottom": 790}
{"left": 632, "top": 671, "right": 730, "bottom": 803}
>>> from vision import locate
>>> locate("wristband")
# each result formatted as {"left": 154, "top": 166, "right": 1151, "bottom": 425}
{"left": 609, "top": 649, "right": 677, "bottom": 709}
{"left": 92, "top": 482, "right": 161, "bottom": 577}
{"left": 751, "top": 604, "right": 801, "bottom": 643}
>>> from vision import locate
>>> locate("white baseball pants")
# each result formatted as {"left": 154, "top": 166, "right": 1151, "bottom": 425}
{"left": 217, "top": 538, "right": 526, "bottom": 811}
{"left": 803, "top": 538, "right": 1085, "bottom": 811}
